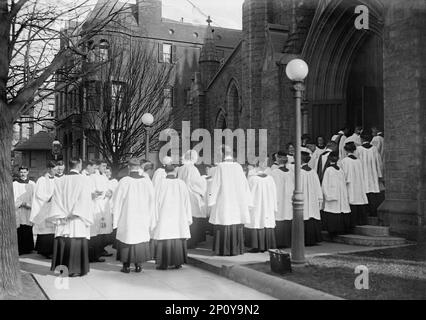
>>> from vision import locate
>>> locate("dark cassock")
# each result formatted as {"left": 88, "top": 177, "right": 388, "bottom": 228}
{"left": 30, "top": 173, "right": 56, "bottom": 258}
{"left": 356, "top": 141, "right": 383, "bottom": 217}
{"left": 208, "top": 156, "right": 253, "bottom": 256}
{"left": 270, "top": 164, "right": 294, "bottom": 248}
{"left": 48, "top": 169, "right": 94, "bottom": 277}
{"left": 112, "top": 168, "right": 155, "bottom": 273}
{"left": 13, "top": 177, "right": 36, "bottom": 255}
{"left": 341, "top": 146, "right": 369, "bottom": 226}
{"left": 152, "top": 169, "right": 192, "bottom": 269}
{"left": 244, "top": 170, "right": 277, "bottom": 253}
{"left": 301, "top": 153, "right": 323, "bottom": 246}
{"left": 321, "top": 156, "right": 352, "bottom": 237}
{"left": 177, "top": 150, "right": 207, "bottom": 249}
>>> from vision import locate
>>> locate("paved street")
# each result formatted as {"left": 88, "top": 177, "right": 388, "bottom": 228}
{"left": 19, "top": 249, "right": 275, "bottom": 300}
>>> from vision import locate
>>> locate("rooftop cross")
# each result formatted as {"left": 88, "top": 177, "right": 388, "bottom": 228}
{"left": 206, "top": 15, "right": 212, "bottom": 26}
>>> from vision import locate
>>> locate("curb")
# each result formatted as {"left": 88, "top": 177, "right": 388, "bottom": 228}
{"left": 188, "top": 256, "right": 343, "bottom": 300}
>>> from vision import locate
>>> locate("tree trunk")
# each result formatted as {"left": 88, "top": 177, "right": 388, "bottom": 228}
{"left": 0, "top": 108, "right": 22, "bottom": 298}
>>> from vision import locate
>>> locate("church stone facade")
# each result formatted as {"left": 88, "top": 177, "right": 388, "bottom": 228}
{"left": 187, "top": 0, "right": 426, "bottom": 239}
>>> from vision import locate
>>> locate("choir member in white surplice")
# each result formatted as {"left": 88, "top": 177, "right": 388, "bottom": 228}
{"left": 30, "top": 161, "right": 58, "bottom": 259}
{"left": 201, "top": 164, "right": 215, "bottom": 236}
{"left": 152, "top": 164, "right": 192, "bottom": 270}
{"left": 338, "top": 128, "right": 350, "bottom": 160}
{"left": 152, "top": 156, "right": 172, "bottom": 187}
{"left": 55, "top": 160, "right": 65, "bottom": 178}
{"left": 177, "top": 150, "right": 207, "bottom": 249}
{"left": 314, "top": 141, "right": 338, "bottom": 184}
{"left": 105, "top": 166, "right": 119, "bottom": 250}
{"left": 112, "top": 158, "right": 155, "bottom": 273}
{"left": 356, "top": 133, "right": 383, "bottom": 218}
{"left": 245, "top": 161, "right": 277, "bottom": 253}
{"left": 208, "top": 146, "right": 253, "bottom": 256}
{"left": 300, "top": 152, "right": 323, "bottom": 246}
{"left": 371, "top": 127, "right": 384, "bottom": 161}
{"left": 270, "top": 152, "right": 294, "bottom": 248}
{"left": 345, "top": 126, "right": 363, "bottom": 147}
{"left": 341, "top": 142, "right": 369, "bottom": 227}
{"left": 48, "top": 158, "right": 94, "bottom": 277}
{"left": 13, "top": 166, "right": 36, "bottom": 255}
{"left": 321, "top": 152, "right": 351, "bottom": 237}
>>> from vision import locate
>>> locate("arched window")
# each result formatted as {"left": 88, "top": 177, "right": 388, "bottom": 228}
{"left": 215, "top": 109, "right": 227, "bottom": 130}
{"left": 226, "top": 80, "right": 241, "bottom": 129}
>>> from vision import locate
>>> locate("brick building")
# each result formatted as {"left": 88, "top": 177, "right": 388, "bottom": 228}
{"left": 55, "top": 0, "right": 241, "bottom": 163}
{"left": 186, "top": 0, "right": 425, "bottom": 239}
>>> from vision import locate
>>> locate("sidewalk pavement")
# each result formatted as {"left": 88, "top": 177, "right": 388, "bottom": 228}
{"left": 187, "top": 237, "right": 412, "bottom": 300}
{"left": 19, "top": 251, "right": 275, "bottom": 300}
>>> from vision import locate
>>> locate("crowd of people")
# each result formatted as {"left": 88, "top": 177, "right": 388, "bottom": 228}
{"left": 12, "top": 126, "right": 384, "bottom": 277}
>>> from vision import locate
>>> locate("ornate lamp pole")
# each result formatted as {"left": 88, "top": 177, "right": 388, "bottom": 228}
{"left": 142, "top": 113, "right": 154, "bottom": 160}
{"left": 286, "top": 58, "right": 309, "bottom": 265}
{"left": 52, "top": 138, "right": 62, "bottom": 161}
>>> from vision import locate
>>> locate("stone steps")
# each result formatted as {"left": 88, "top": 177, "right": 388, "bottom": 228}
{"left": 321, "top": 230, "right": 407, "bottom": 247}
{"left": 354, "top": 225, "right": 390, "bottom": 237}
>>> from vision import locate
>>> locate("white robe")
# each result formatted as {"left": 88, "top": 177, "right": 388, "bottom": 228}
{"left": 112, "top": 175, "right": 155, "bottom": 244}
{"left": 208, "top": 161, "right": 253, "bottom": 226}
{"left": 152, "top": 178, "right": 192, "bottom": 240}
{"left": 322, "top": 166, "right": 351, "bottom": 214}
{"left": 13, "top": 180, "right": 35, "bottom": 227}
{"left": 90, "top": 172, "right": 113, "bottom": 235}
{"left": 345, "top": 133, "right": 362, "bottom": 147}
{"left": 178, "top": 163, "right": 206, "bottom": 218}
{"left": 341, "top": 156, "right": 368, "bottom": 205}
{"left": 371, "top": 136, "right": 384, "bottom": 160}
{"left": 245, "top": 175, "right": 277, "bottom": 229}
{"left": 301, "top": 168, "right": 323, "bottom": 221}
{"left": 30, "top": 176, "right": 56, "bottom": 235}
{"left": 48, "top": 173, "right": 94, "bottom": 239}
{"left": 152, "top": 167, "right": 167, "bottom": 187}
{"left": 201, "top": 175, "right": 213, "bottom": 218}
{"left": 339, "top": 135, "right": 347, "bottom": 160}
{"left": 270, "top": 167, "right": 294, "bottom": 221}
{"left": 313, "top": 148, "right": 332, "bottom": 175}
{"left": 356, "top": 145, "right": 383, "bottom": 193}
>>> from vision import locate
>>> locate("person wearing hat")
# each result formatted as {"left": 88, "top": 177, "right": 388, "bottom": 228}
{"left": 300, "top": 151, "right": 323, "bottom": 246}
{"left": 152, "top": 156, "right": 172, "bottom": 187}
{"left": 151, "top": 164, "right": 192, "bottom": 270}
{"left": 321, "top": 151, "right": 351, "bottom": 237}
{"left": 112, "top": 158, "right": 155, "bottom": 273}
{"left": 270, "top": 152, "right": 294, "bottom": 248}
{"left": 177, "top": 150, "right": 207, "bottom": 249}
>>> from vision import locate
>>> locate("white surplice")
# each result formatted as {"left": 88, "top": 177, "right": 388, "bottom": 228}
{"left": 322, "top": 166, "right": 351, "bottom": 214}
{"left": 152, "top": 177, "right": 192, "bottom": 240}
{"left": 341, "top": 156, "right": 368, "bottom": 205}
{"left": 301, "top": 167, "right": 323, "bottom": 220}
{"left": 91, "top": 171, "right": 113, "bottom": 235}
{"left": 48, "top": 172, "right": 94, "bottom": 239}
{"left": 345, "top": 133, "right": 362, "bottom": 147}
{"left": 177, "top": 163, "right": 207, "bottom": 218}
{"left": 13, "top": 180, "right": 36, "bottom": 228}
{"left": 112, "top": 174, "right": 155, "bottom": 245}
{"left": 208, "top": 161, "right": 253, "bottom": 226}
{"left": 356, "top": 144, "right": 383, "bottom": 193}
{"left": 30, "top": 175, "right": 56, "bottom": 235}
{"left": 152, "top": 168, "right": 167, "bottom": 187}
{"left": 371, "top": 135, "right": 384, "bottom": 160}
{"left": 245, "top": 174, "right": 277, "bottom": 229}
{"left": 270, "top": 167, "right": 294, "bottom": 221}
{"left": 339, "top": 135, "right": 348, "bottom": 160}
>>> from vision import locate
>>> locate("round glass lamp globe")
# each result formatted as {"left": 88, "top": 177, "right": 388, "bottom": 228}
{"left": 142, "top": 113, "right": 154, "bottom": 126}
{"left": 286, "top": 59, "right": 309, "bottom": 81}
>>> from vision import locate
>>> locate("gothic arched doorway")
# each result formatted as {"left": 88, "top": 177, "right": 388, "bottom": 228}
{"left": 226, "top": 79, "right": 242, "bottom": 129}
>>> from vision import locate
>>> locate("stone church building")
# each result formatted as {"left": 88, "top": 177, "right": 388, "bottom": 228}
{"left": 186, "top": 0, "right": 425, "bottom": 239}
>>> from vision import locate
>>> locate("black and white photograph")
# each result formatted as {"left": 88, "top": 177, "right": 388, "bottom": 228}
{"left": 0, "top": 0, "right": 425, "bottom": 306}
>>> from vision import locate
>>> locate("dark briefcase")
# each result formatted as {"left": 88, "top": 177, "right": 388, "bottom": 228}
{"left": 269, "top": 249, "right": 292, "bottom": 274}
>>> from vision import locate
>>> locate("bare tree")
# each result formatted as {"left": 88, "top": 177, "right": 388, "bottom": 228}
{"left": 82, "top": 38, "right": 174, "bottom": 176}
{"left": 0, "top": 0, "right": 127, "bottom": 297}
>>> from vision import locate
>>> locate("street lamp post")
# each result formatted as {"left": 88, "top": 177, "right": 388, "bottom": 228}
{"left": 286, "top": 58, "right": 309, "bottom": 265}
{"left": 142, "top": 113, "right": 154, "bottom": 160}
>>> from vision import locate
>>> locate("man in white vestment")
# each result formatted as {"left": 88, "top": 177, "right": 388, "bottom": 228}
{"left": 152, "top": 164, "right": 192, "bottom": 270}
{"left": 356, "top": 133, "right": 383, "bottom": 218}
{"left": 112, "top": 158, "right": 155, "bottom": 273}
{"left": 152, "top": 156, "right": 172, "bottom": 187}
{"left": 345, "top": 126, "right": 363, "bottom": 147}
{"left": 177, "top": 150, "right": 207, "bottom": 249}
{"left": 314, "top": 141, "right": 338, "bottom": 183}
{"left": 30, "top": 161, "right": 58, "bottom": 259}
{"left": 13, "top": 166, "right": 36, "bottom": 255}
{"left": 48, "top": 158, "right": 94, "bottom": 277}
{"left": 208, "top": 145, "right": 253, "bottom": 256}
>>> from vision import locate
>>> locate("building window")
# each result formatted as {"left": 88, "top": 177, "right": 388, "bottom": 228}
{"left": 99, "top": 39, "right": 109, "bottom": 62}
{"left": 159, "top": 43, "right": 172, "bottom": 63}
{"left": 86, "top": 81, "right": 100, "bottom": 111}
{"left": 163, "top": 87, "right": 173, "bottom": 111}
{"left": 87, "top": 40, "right": 96, "bottom": 63}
